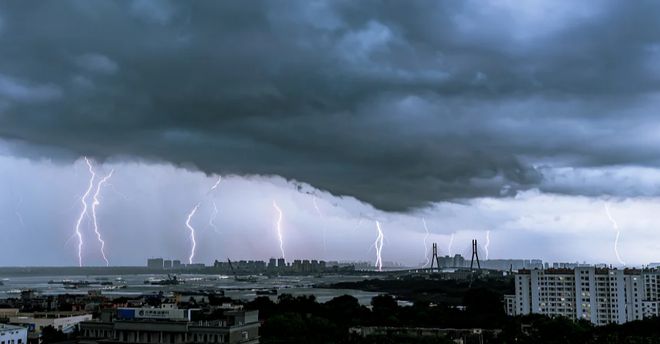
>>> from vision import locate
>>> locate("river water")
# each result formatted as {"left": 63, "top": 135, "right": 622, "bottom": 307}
{"left": 0, "top": 274, "right": 379, "bottom": 305}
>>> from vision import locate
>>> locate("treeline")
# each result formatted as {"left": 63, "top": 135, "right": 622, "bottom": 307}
{"left": 245, "top": 288, "right": 506, "bottom": 344}
{"left": 501, "top": 315, "right": 660, "bottom": 344}
{"left": 246, "top": 292, "right": 660, "bottom": 344}
{"left": 325, "top": 275, "right": 514, "bottom": 305}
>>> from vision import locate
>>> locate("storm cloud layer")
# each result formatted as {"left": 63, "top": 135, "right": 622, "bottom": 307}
{"left": 2, "top": 1, "right": 660, "bottom": 210}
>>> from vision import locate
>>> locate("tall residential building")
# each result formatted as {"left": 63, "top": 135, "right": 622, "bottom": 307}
{"left": 507, "top": 267, "right": 656, "bottom": 325}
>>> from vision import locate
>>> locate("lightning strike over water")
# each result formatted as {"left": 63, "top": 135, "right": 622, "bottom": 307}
{"left": 73, "top": 157, "right": 96, "bottom": 267}
{"left": 604, "top": 203, "right": 626, "bottom": 266}
{"left": 91, "top": 169, "right": 114, "bottom": 266}
{"left": 374, "top": 221, "right": 384, "bottom": 272}
{"left": 484, "top": 230, "right": 491, "bottom": 260}
{"left": 273, "top": 201, "right": 285, "bottom": 259}
{"left": 185, "top": 176, "right": 222, "bottom": 264}
{"left": 422, "top": 218, "right": 431, "bottom": 267}
{"left": 186, "top": 203, "right": 200, "bottom": 264}
{"left": 448, "top": 233, "right": 455, "bottom": 256}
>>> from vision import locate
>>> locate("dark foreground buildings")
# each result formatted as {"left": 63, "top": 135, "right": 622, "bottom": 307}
{"left": 79, "top": 305, "right": 259, "bottom": 344}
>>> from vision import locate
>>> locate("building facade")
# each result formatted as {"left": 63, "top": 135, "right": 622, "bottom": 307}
{"left": 0, "top": 324, "right": 27, "bottom": 344}
{"left": 507, "top": 267, "right": 659, "bottom": 325}
{"left": 147, "top": 258, "right": 164, "bottom": 270}
{"left": 80, "top": 306, "right": 259, "bottom": 344}
{"left": 9, "top": 312, "right": 93, "bottom": 333}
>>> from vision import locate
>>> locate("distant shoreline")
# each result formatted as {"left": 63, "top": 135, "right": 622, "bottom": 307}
{"left": 0, "top": 266, "right": 385, "bottom": 277}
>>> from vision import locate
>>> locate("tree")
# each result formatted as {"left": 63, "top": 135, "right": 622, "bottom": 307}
{"left": 41, "top": 325, "right": 67, "bottom": 343}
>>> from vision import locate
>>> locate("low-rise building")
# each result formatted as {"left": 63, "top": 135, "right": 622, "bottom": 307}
{"left": 0, "top": 324, "right": 27, "bottom": 344}
{"left": 0, "top": 309, "right": 20, "bottom": 320}
{"left": 80, "top": 306, "right": 259, "bottom": 343}
{"left": 504, "top": 295, "right": 516, "bottom": 316}
{"left": 349, "top": 326, "right": 500, "bottom": 343}
{"left": 9, "top": 312, "right": 93, "bottom": 333}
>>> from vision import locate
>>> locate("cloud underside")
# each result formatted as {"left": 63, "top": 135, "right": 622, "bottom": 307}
{"left": 1, "top": 1, "right": 660, "bottom": 210}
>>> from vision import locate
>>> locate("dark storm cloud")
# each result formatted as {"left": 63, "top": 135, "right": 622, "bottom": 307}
{"left": 1, "top": 0, "right": 660, "bottom": 210}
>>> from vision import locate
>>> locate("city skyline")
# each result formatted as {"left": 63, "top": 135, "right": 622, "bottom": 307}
{"left": 1, "top": 156, "right": 658, "bottom": 267}
{"left": 2, "top": 1, "right": 660, "bottom": 266}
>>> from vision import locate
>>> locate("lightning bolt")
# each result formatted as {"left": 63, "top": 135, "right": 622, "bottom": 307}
{"left": 185, "top": 176, "right": 222, "bottom": 264}
{"left": 448, "top": 233, "right": 455, "bottom": 256}
{"left": 186, "top": 203, "right": 200, "bottom": 264}
{"left": 73, "top": 157, "right": 96, "bottom": 267}
{"left": 208, "top": 176, "right": 222, "bottom": 234}
{"left": 484, "top": 230, "right": 490, "bottom": 260}
{"left": 422, "top": 218, "right": 431, "bottom": 267}
{"left": 374, "top": 221, "right": 384, "bottom": 272}
{"left": 312, "top": 196, "right": 327, "bottom": 254}
{"left": 273, "top": 201, "right": 285, "bottom": 259}
{"left": 91, "top": 169, "right": 114, "bottom": 266}
{"left": 209, "top": 176, "right": 222, "bottom": 192}
{"left": 604, "top": 203, "right": 625, "bottom": 266}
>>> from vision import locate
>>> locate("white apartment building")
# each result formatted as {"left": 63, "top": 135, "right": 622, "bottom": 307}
{"left": 508, "top": 267, "right": 659, "bottom": 325}
{"left": 0, "top": 324, "right": 27, "bottom": 344}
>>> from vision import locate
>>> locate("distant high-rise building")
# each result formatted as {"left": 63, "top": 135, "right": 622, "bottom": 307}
{"left": 172, "top": 260, "right": 182, "bottom": 269}
{"left": 147, "top": 258, "right": 164, "bottom": 270}
{"left": 163, "top": 260, "right": 172, "bottom": 269}
{"left": 268, "top": 258, "right": 277, "bottom": 270}
{"left": 277, "top": 258, "right": 286, "bottom": 269}
{"left": 292, "top": 260, "right": 302, "bottom": 273}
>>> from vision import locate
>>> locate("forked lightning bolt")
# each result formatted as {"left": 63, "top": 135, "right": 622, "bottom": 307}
{"left": 604, "top": 203, "right": 625, "bottom": 266}
{"left": 374, "top": 221, "right": 384, "bottom": 272}
{"left": 186, "top": 203, "right": 200, "bottom": 264}
{"left": 484, "top": 230, "right": 491, "bottom": 260}
{"left": 91, "top": 169, "right": 114, "bottom": 266}
{"left": 208, "top": 176, "right": 222, "bottom": 234}
{"left": 422, "top": 218, "right": 431, "bottom": 267}
{"left": 185, "top": 176, "right": 222, "bottom": 264}
{"left": 273, "top": 201, "right": 285, "bottom": 259}
{"left": 73, "top": 157, "right": 96, "bottom": 267}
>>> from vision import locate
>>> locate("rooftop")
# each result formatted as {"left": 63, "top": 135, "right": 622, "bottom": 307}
{"left": 0, "top": 324, "right": 26, "bottom": 331}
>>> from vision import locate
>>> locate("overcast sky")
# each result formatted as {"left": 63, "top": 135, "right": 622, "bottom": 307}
{"left": 1, "top": 1, "right": 660, "bottom": 267}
